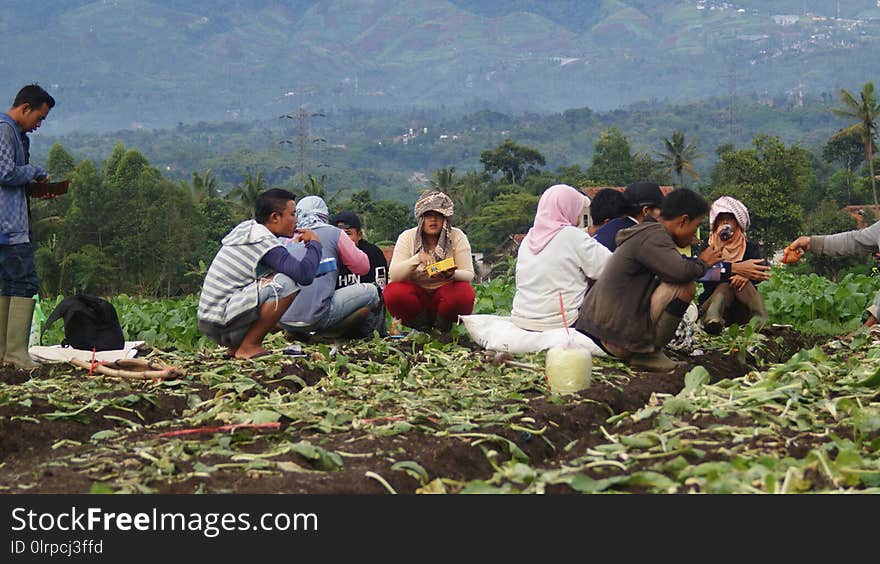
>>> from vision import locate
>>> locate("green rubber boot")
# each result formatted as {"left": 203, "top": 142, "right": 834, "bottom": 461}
{"left": 0, "top": 297, "right": 9, "bottom": 363}
{"left": 654, "top": 311, "right": 684, "bottom": 350}
{"left": 701, "top": 287, "right": 729, "bottom": 336}
{"left": 629, "top": 350, "right": 679, "bottom": 372}
{"left": 5, "top": 297, "right": 39, "bottom": 369}
{"left": 627, "top": 311, "right": 686, "bottom": 372}
{"left": 737, "top": 283, "right": 769, "bottom": 327}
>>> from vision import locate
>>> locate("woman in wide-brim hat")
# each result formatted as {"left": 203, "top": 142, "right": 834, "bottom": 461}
{"left": 384, "top": 190, "right": 475, "bottom": 331}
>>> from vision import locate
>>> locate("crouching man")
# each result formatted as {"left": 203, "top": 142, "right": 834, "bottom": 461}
{"left": 576, "top": 189, "right": 723, "bottom": 371}
{"left": 197, "top": 189, "right": 321, "bottom": 359}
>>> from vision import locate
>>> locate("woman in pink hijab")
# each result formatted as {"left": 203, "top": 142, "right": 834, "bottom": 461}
{"left": 511, "top": 184, "right": 612, "bottom": 331}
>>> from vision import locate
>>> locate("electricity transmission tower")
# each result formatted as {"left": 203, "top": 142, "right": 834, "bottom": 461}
{"left": 279, "top": 107, "right": 327, "bottom": 187}
{"left": 719, "top": 58, "right": 741, "bottom": 146}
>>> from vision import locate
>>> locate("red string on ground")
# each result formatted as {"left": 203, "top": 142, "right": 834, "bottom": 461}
{"left": 156, "top": 422, "right": 282, "bottom": 438}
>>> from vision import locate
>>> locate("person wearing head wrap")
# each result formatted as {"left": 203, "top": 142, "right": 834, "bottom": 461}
{"left": 277, "top": 196, "right": 381, "bottom": 339}
{"left": 510, "top": 184, "right": 612, "bottom": 331}
{"left": 698, "top": 196, "right": 771, "bottom": 335}
{"left": 384, "top": 190, "right": 475, "bottom": 331}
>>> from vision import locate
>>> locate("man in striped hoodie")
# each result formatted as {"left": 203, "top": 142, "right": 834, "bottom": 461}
{"left": 198, "top": 189, "right": 321, "bottom": 359}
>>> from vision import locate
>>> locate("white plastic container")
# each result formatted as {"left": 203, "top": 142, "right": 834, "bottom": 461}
{"left": 545, "top": 345, "right": 592, "bottom": 394}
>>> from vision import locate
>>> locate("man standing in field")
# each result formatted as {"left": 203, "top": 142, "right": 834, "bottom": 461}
{"left": 0, "top": 84, "right": 55, "bottom": 369}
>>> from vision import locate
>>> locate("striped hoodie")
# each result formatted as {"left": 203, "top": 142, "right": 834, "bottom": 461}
{"left": 197, "top": 220, "right": 286, "bottom": 327}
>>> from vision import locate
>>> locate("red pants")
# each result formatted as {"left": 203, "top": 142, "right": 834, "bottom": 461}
{"left": 383, "top": 281, "right": 475, "bottom": 329}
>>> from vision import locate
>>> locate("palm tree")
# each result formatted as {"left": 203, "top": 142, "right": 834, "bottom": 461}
{"left": 302, "top": 174, "right": 327, "bottom": 198}
{"left": 430, "top": 167, "right": 456, "bottom": 193}
{"left": 447, "top": 171, "right": 489, "bottom": 232}
{"left": 226, "top": 171, "right": 266, "bottom": 217}
{"left": 831, "top": 82, "right": 880, "bottom": 207}
{"left": 656, "top": 131, "right": 702, "bottom": 189}
{"left": 190, "top": 169, "right": 220, "bottom": 203}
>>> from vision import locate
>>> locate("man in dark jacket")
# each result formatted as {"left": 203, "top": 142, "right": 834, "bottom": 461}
{"left": 593, "top": 182, "right": 665, "bottom": 252}
{"left": 330, "top": 211, "right": 389, "bottom": 336}
{"left": 576, "top": 189, "right": 723, "bottom": 371}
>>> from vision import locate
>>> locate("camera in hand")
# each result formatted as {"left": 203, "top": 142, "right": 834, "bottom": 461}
{"left": 718, "top": 224, "right": 734, "bottom": 242}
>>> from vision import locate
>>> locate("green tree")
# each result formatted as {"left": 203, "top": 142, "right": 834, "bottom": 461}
{"left": 800, "top": 199, "right": 864, "bottom": 280}
{"left": 656, "top": 131, "right": 702, "bottom": 188}
{"left": 190, "top": 169, "right": 220, "bottom": 203}
{"left": 331, "top": 189, "right": 410, "bottom": 244}
{"left": 227, "top": 171, "right": 267, "bottom": 218}
{"left": 554, "top": 164, "right": 590, "bottom": 188}
{"left": 823, "top": 127, "right": 869, "bottom": 206}
{"left": 468, "top": 192, "right": 539, "bottom": 253}
{"left": 632, "top": 152, "right": 669, "bottom": 186}
{"left": 587, "top": 127, "right": 634, "bottom": 185}
{"left": 45, "top": 143, "right": 77, "bottom": 179}
{"left": 102, "top": 142, "right": 127, "bottom": 178}
{"left": 707, "top": 135, "right": 813, "bottom": 254}
{"left": 480, "top": 139, "right": 546, "bottom": 185}
{"left": 51, "top": 146, "right": 209, "bottom": 296}
{"left": 430, "top": 167, "right": 456, "bottom": 192}
{"left": 447, "top": 171, "right": 492, "bottom": 232}
{"left": 831, "top": 82, "right": 880, "bottom": 206}
{"left": 198, "top": 197, "right": 236, "bottom": 260}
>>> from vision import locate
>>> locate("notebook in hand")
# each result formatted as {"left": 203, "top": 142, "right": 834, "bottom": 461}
{"left": 29, "top": 180, "right": 69, "bottom": 198}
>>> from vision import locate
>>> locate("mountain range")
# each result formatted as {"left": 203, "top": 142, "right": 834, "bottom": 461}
{"left": 6, "top": 0, "right": 880, "bottom": 133}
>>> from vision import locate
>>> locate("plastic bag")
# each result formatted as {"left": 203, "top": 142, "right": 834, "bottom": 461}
{"left": 545, "top": 291, "right": 592, "bottom": 393}
{"left": 459, "top": 314, "right": 606, "bottom": 356}
{"left": 29, "top": 294, "right": 46, "bottom": 348}
{"left": 545, "top": 345, "right": 592, "bottom": 394}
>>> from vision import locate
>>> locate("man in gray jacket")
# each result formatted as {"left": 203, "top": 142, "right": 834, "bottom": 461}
{"left": 577, "top": 189, "right": 723, "bottom": 371}
{"left": 789, "top": 219, "right": 880, "bottom": 327}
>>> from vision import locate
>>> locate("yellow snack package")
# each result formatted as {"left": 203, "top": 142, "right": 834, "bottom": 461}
{"left": 426, "top": 257, "right": 456, "bottom": 277}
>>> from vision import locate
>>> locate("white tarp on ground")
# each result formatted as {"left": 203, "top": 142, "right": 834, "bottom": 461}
{"left": 460, "top": 314, "right": 607, "bottom": 356}
{"left": 28, "top": 341, "right": 148, "bottom": 364}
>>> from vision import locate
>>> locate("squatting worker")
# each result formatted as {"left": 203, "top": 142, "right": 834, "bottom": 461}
{"left": 384, "top": 190, "right": 475, "bottom": 331}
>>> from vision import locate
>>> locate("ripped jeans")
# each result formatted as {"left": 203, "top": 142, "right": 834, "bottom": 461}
{"left": 211, "top": 274, "right": 300, "bottom": 347}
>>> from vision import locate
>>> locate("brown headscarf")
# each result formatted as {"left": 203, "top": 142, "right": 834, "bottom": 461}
{"left": 413, "top": 190, "right": 454, "bottom": 262}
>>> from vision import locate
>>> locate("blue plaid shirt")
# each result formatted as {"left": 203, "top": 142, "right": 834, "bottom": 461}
{"left": 0, "top": 112, "right": 46, "bottom": 244}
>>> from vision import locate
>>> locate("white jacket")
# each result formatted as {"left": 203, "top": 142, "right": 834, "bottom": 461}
{"left": 511, "top": 226, "right": 611, "bottom": 331}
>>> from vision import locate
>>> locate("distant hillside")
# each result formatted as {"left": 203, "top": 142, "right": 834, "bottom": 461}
{"left": 33, "top": 93, "right": 852, "bottom": 206}
{"left": 6, "top": 0, "right": 880, "bottom": 133}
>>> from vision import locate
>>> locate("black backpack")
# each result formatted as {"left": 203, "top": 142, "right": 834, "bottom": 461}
{"left": 41, "top": 294, "right": 125, "bottom": 351}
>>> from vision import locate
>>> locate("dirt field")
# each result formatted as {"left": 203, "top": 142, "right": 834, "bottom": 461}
{"left": 0, "top": 326, "right": 837, "bottom": 494}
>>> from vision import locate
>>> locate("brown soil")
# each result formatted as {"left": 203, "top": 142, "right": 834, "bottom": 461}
{"left": 0, "top": 326, "right": 836, "bottom": 494}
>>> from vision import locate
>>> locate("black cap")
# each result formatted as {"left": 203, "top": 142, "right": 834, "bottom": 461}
{"left": 623, "top": 182, "right": 665, "bottom": 208}
{"left": 330, "top": 211, "right": 362, "bottom": 230}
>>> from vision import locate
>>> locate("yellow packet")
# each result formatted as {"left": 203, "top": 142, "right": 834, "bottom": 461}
{"left": 426, "top": 257, "right": 456, "bottom": 277}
